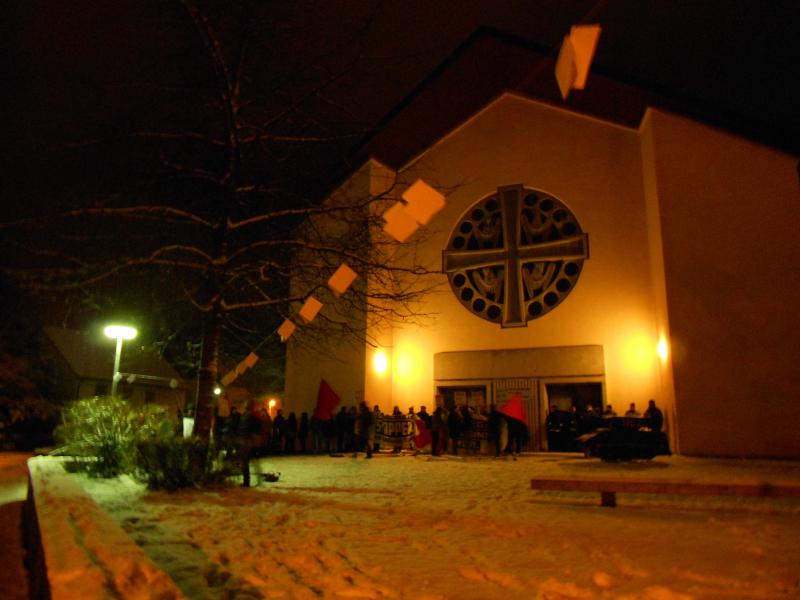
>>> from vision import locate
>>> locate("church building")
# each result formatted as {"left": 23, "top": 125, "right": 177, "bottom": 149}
{"left": 285, "top": 30, "right": 800, "bottom": 459}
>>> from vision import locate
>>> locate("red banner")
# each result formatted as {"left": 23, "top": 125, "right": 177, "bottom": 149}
{"left": 414, "top": 418, "right": 432, "bottom": 449}
{"left": 314, "top": 379, "right": 341, "bottom": 420}
{"left": 499, "top": 393, "right": 528, "bottom": 425}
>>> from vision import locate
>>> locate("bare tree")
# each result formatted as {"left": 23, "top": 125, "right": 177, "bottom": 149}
{"left": 1, "top": 0, "right": 441, "bottom": 442}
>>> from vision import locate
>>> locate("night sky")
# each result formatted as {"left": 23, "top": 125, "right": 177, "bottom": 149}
{"left": 1, "top": 0, "right": 797, "bottom": 338}
{"left": 3, "top": 1, "right": 798, "bottom": 209}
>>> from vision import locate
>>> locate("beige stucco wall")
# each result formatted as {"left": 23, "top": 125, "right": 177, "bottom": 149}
{"left": 283, "top": 161, "right": 394, "bottom": 414}
{"left": 366, "top": 94, "right": 668, "bottom": 425}
{"left": 643, "top": 109, "right": 800, "bottom": 458}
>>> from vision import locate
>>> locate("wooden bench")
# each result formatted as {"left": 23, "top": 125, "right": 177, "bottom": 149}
{"left": 530, "top": 476, "right": 800, "bottom": 507}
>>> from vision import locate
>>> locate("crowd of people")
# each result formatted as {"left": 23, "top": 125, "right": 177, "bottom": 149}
{"left": 545, "top": 399, "right": 664, "bottom": 451}
{"left": 212, "top": 400, "right": 535, "bottom": 459}
{"left": 211, "top": 397, "right": 664, "bottom": 486}
{"left": 215, "top": 396, "right": 663, "bottom": 459}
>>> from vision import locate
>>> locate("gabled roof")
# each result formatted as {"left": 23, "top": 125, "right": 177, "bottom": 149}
{"left": 352, "top": 27, "right": 798, "bottom": 171}
{"left": 44, "top": 327, "right": 183, "bottom": 384}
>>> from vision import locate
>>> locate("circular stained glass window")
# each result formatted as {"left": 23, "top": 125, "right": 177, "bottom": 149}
{"left": 442, "top": 184, "right": 588, "bottom": 327}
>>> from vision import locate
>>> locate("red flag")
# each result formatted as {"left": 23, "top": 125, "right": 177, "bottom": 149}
{"left": 499, "top": 393, "right": 528, "bottom": 425}
{"left": 315, "top": 379, "right": 341, "bottom": 420}
{"left": 414, "top": 418, "right": 432, "bottom": 449}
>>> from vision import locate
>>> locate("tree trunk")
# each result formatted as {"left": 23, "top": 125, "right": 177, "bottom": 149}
{"left": 193, "top": 308, "right": 222, "bottom": 441}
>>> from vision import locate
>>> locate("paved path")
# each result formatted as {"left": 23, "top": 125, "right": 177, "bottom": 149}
{"left": 0, "top": 453, "right": 32, "bottom": 600}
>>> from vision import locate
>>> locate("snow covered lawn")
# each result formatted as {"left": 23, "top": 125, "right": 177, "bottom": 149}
{"left": 80, "top": 453, "right": 800, "bottom": 600}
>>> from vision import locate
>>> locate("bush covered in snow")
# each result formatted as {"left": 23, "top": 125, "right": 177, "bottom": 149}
{"left": 55, "top": 396, "right": 174, "bottom": 477}
{"left": 134, "top": 437, "right": 240, "bottom": 491}
{"left": 55, "top": 395, "right": 246, "bottom": 488}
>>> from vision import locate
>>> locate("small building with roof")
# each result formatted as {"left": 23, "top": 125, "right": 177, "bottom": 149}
{"left": 44, "top": 326, "right": 188, "bottom": 417}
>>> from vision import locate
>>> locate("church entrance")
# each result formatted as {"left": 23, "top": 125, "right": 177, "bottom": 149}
{"left": 434, "top": 345, "right": 606, "bottom": 453}
{"left": 545, "top": 382, "right": 603, "bottom": 413}
{"left": 544, "top": 382, "right": 604, "bottom": 452}
{"left": 437, "top": 385, "right": 487, "bottom": 413}
{"left": 435, "top": 384, "right": 489, "bottom": 453}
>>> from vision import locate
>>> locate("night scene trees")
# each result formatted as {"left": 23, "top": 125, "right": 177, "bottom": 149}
{"left": 0, "top": 1, "right": 439, "bottom": 442}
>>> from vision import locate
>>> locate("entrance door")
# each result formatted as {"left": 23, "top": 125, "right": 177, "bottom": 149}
{"left": 436, "top": 385, "right": 487, "bottom": 413}
{"left": 435, "top": 385, "right": 488, "bottom": 453}
{"left": 544, "top": 382, "right": 603, "bottom": 451}
{"left": 545, "top": 382, "right": 603, "bottom": 413}
{"left": 494, "top": 378, "right": 539, "bottom": 451}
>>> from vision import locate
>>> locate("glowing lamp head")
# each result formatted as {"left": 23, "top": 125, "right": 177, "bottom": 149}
{"left": 104, "top": 325, "right": 137, "bottom": 340}
{"left": 268, "top": 399, "right": 276, "bottom": 409}
{"left": 372, "top": 350, "right": 389, "bottom": 375}
{"left": 213, "top": 386, "right": 222, "bottom": 396}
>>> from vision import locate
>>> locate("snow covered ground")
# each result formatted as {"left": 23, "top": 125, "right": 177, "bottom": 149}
{"left": 80, "top": 453, "right": 800, "bottom": 600}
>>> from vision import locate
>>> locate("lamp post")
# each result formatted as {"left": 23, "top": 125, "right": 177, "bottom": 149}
{"left": 104, "top": 324, "right": 137, "bottom": 397}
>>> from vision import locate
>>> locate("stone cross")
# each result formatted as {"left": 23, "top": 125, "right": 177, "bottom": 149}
{"left": 443, "top": 184, "right": 588, "bottom": 327}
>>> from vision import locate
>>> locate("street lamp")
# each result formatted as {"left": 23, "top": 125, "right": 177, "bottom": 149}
{"left": 104, "top": 324, "right": 137, "bottom": 397}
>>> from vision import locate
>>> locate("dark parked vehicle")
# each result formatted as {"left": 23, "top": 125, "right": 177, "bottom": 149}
{"left": 577, "top": 417, "right": 671, "bottom": 461}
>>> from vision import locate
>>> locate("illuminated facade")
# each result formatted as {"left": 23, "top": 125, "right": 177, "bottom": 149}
{"left": 286, "top": 36, "right": 800, "bottom": 459}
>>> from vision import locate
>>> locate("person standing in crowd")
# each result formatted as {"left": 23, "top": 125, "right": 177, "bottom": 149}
{"left": 643, "top": 399, "right": 664, "bottom": 432}
{"left": 230, "top": 403, "right": 255, "bottom": 487}
{"left": 353, "top": 401, "right": 375, "bottom": 458}
{"left": 417, "top": 406, "right": 432, "bottom": 429}
{"left": 345, "top": 406, "right": 357, "bottom": 452}
{"left": 247, "top": 401, "right": 265, "bottom": 457}
{"left": 602, "top": 405, "right": 617, "bottom": 418}
{"left": 625, "top": 402, "right": 641, "bottom": 417}
{"left": 284, "top": 411, "right": 298, "bottom": 453}
{"left": 407, "top": 406, "right": 417, "bottom": 452}
{"left": 566, "top": 406, "right": 581, "bottom": 451}
{"left": 323, "top": 414, "right": 337, "bottom": 455}
{"left": 580, "top": 404, "right": 600, "bottom": 435}
{"left": 414, "top": 405, "right": 432, "bottom": 453}
{"left": 546, "top": 405, "right": 566, "bottom": 451}
{"left": 430, "top": 406, "right": 444, "bottom": 456}
{"left": 310, "top": 412, "right": 323, "bottom": 453}
{"left": 335, "top": 406, "right": 348, "bottom": 453}
{"left": 224, "top": 404, "right": 240, "bottom": 438}
{"left": 488, "top": 405, "right": 504, "bottom": 457}
{"left": 257, "top": 404, "right": 272, "bottom": 456}
{"left": 447, "top": 405, "right": 462, "bottom": 455}
{"left": 272, "top": 408, "right": 286, "bottom": 452}
{"left": 391, "top": 406, "right": 404, "bottom": 453}
{"left": 372, "top": 404, "right": 382, "bottom": 453}
{"left": 505, "top": 415, "right": 529, "bottom": 458}
{"left": 459, "top": 405, "right": 473, "bottom": 453}
{"left": 298, "top": 412, "right": 309, "bottom": 453}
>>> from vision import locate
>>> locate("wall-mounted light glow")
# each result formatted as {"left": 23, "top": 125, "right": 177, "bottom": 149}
{"left": 268, "top": 399, "right": 276, "bottom": 409}
{"left": 213, "top": 386, "right": 222, "bottom": 396}
{"left": 656, "top": 336, "right": 669, "bottom": 361}
{"left": 619, "top": 330, "right": 656, "bottom": 377}
{"left": 394, "top": 342, "right": 425, "bottom": 391}
{"left": 372, "top": 350, "right": 389, "bottom": 375}
{"left": 395, "top": 353, "right": 413, "bottom": 378}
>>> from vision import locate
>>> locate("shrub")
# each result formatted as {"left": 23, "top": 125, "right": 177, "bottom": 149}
{"left": 54, "top": 396, "right": 250, "bottom": 489}
{"left": 55, "top": 397, "right": 174, "bottom": 478}
{"left": 133, "top": 437, "right": 239, "bottom": 491}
